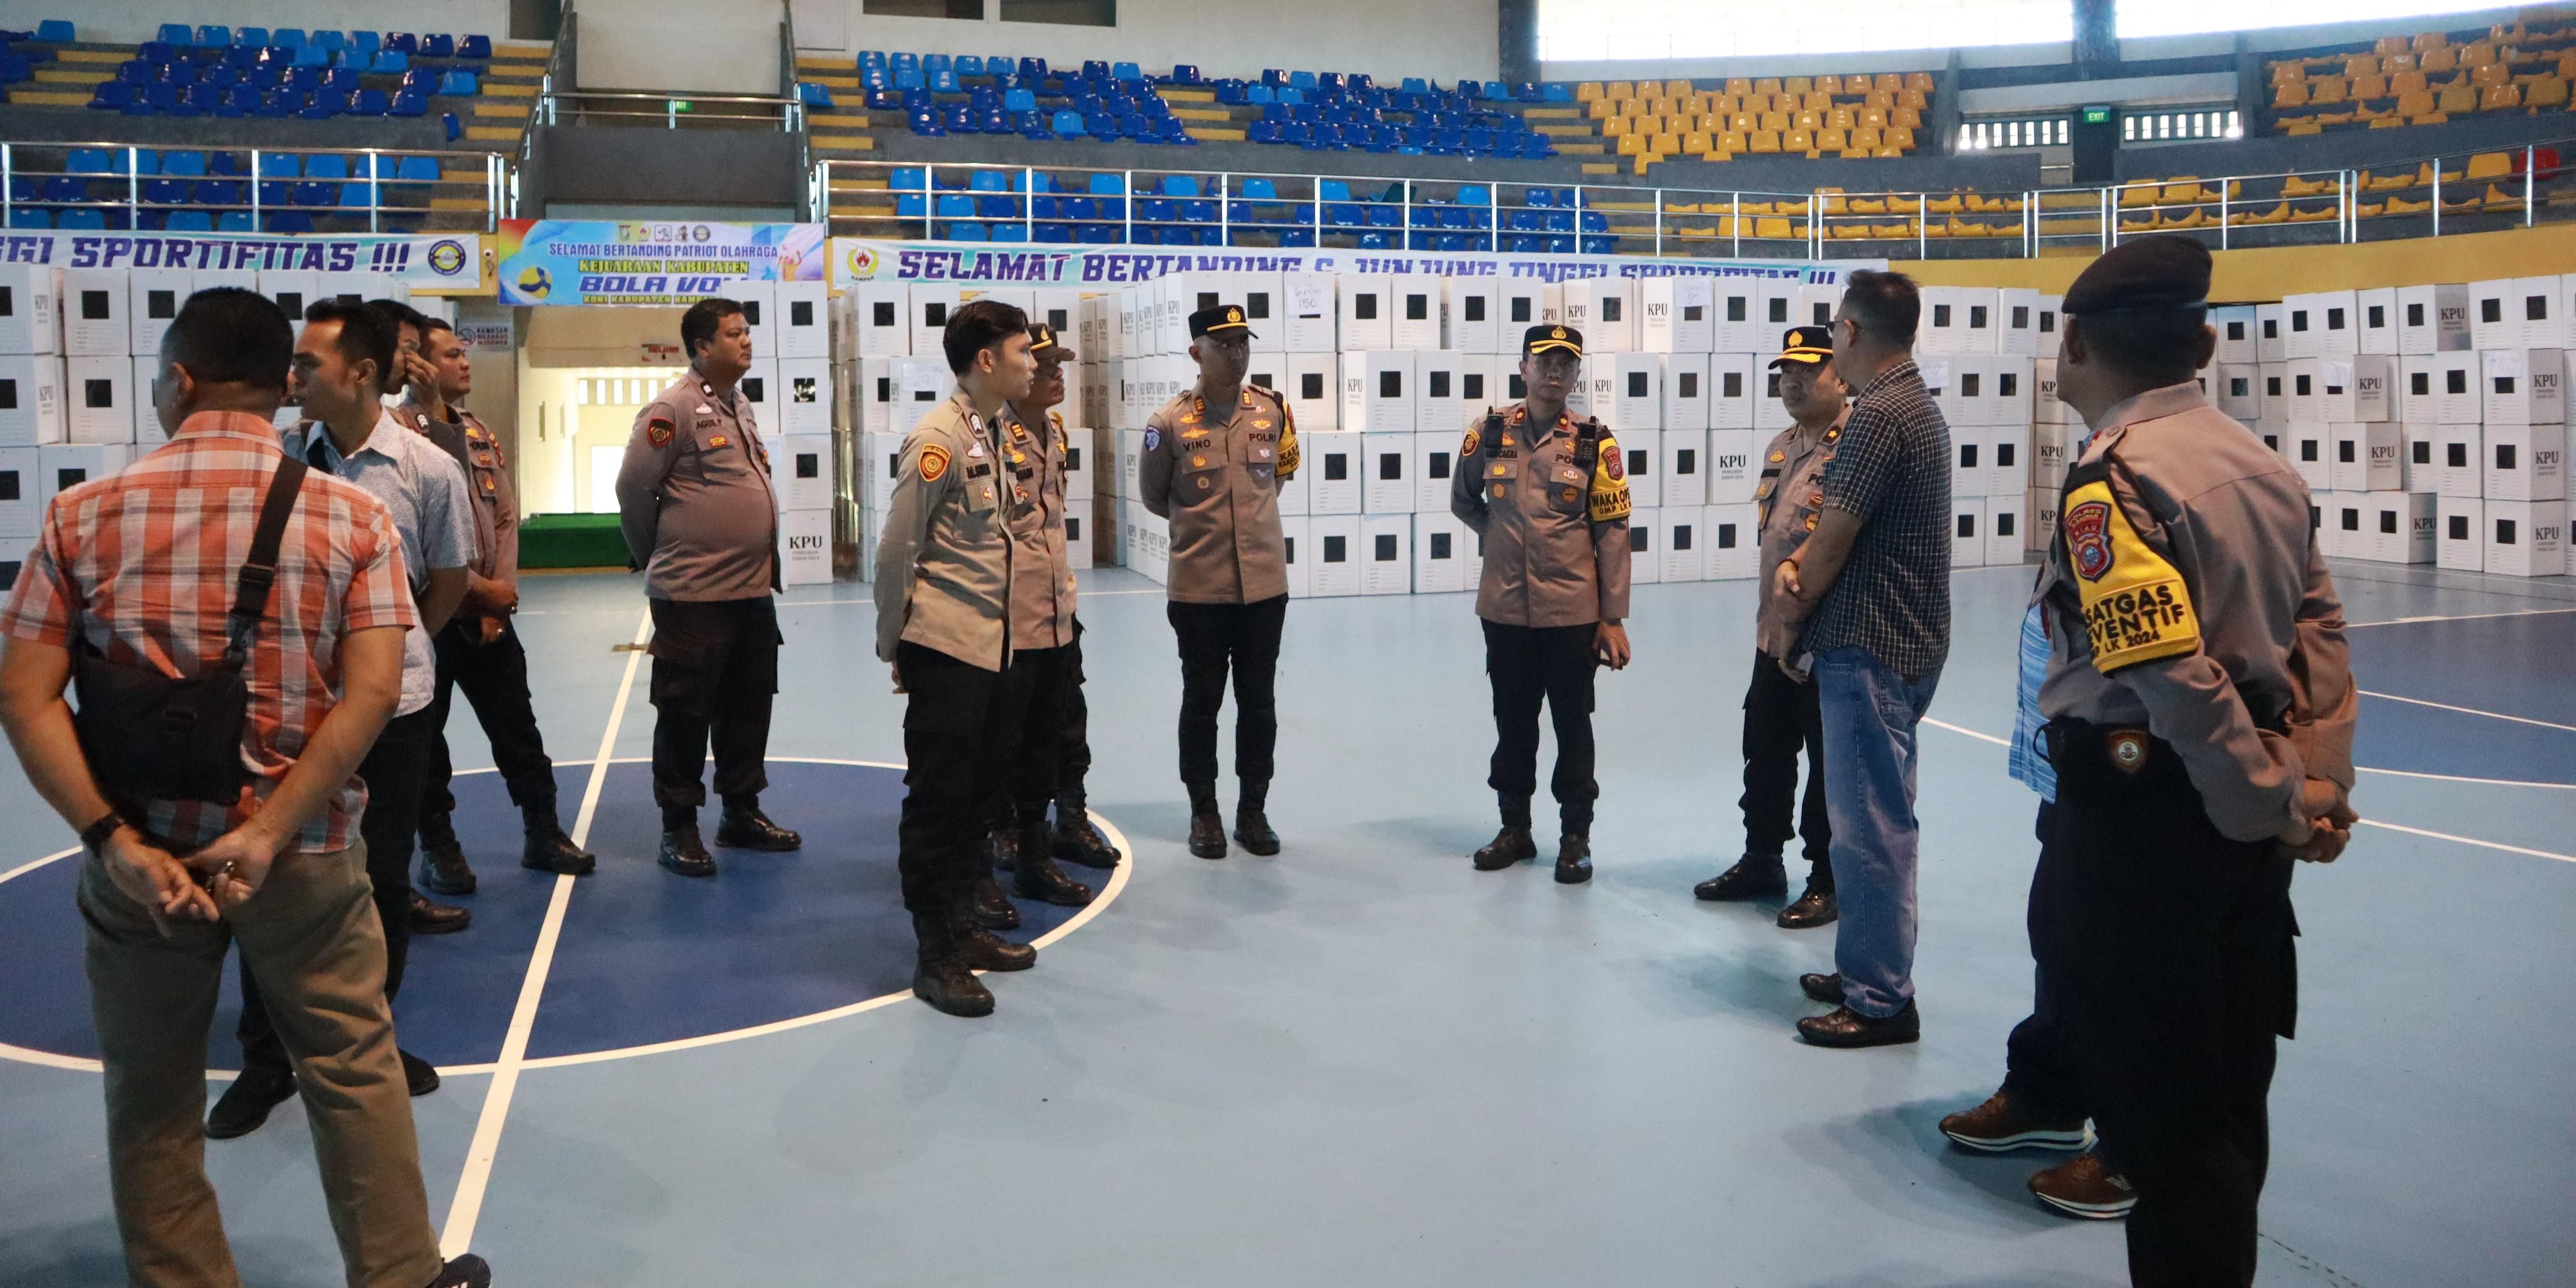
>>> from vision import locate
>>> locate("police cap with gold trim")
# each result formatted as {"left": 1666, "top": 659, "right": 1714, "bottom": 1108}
{"left": 1029, "top": 322, "right": 1076, "bottom": 363}
{"left": 2061, "top": 233, "right": 2212, "bottom": 318}
{"left": 1767, "top": 324, "right": 1835, "bottom": 369}
{"left": 1523, "top": 324, "right": 1583, "bottom": 358}
{"left": 1189, "top": 304, "right": 1256, "bottom": 339}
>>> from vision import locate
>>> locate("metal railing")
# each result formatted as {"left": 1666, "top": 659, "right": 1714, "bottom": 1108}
{"left": 540, "top": 90, "right": 806, "bottom": 132}
{"left": 2, "top": 141, "right": 513, "bottom": 233}
{"left": 811, "top": 136, "right": 2571, "bottom": 259}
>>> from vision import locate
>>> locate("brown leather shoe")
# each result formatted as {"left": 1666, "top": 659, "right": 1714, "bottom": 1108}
{"left": 1939, "top": 1088, "right": 2094, "bottom": 1152}
{"left": 1694, "top": 855, "right": 1786, "bottom": 900}
{"left": 1473, "top": 825, "right": 1537, "bottom": 870}
{"left": 1776, "top": 884, "right": 1837, "bottom": 929}
{"left": 1188, "top": 809, "right": 1227, "bottom": 859}
{"left": 1796, "top": 1001, "right": 1920, "bottom": 1048}
{"left": 2029, "top": 1151, "right": 2136, "bottom": 1219}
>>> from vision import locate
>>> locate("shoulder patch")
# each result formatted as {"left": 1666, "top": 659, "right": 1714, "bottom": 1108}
{"left": 920, "top": 443, "right": 951, "bottom": 482}
{"left": 2063, "top": 478, "right": 2199, "bottom": 674}
{"left": 646, "top": 417, "right": 674, "bottom": 448}
{"left": 1462, "top": 427, "right": 1481, "bottom": 458}
{"left": 1588, "top": 432, "right": 1632, "bottom": 523}
{"left": 1143, "top": 427, "right": 1162, "bottom": 453}
{"left": 1600, "top": 435, "right": 1626, "bottom": 481}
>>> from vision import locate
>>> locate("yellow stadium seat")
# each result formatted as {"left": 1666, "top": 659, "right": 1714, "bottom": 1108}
{"left": 1905, "top": 71, "right": 1934, "bottom": 92}
{"left": 1785, "top": 76, "right": 1812, "bottom": 94}
{"left": 2289, "top": 202, "right": 2341, "bottom": 222}
{"left": 1606, "top": 82, "right": 1634, "bottom": 101}
{"left": 1750, "top": 129, "right": 1782, "bottom": 154}
{"left": 2480, "top": 82, "right": 2522, "bottom": 109}
{"left": 2411, "top": 31, "right": 2448, "bottom": 53}
{"left": 1818, "top": 127, "right": 1848, "bottom": 151}
{"left": 2272, "top": 61, "right": 2307, "bottom": 85}
{"left": 1860, "top": 107, "right": 1888, "bottom": 129}
{"left": 2383, "top": 196, "right": 2432, "bottom": 217}
{"left": 1848, "top": 196, "right": 1886, "bottom": 214}
{"left": 1829, "top": 107, "right": 1856, "bottom": 129}
{"left": 2312, "top": 110, "right": 2354, "bottom": 125}
{"left": 1873, "top": 146, "right": 1902, "bottom": 158}
{"left": 1576, "top": 82, "right": 1604, "bottom": 102}
{"left": 2437, "top": 83, "right": 2478, "bottom": 113}
{"left": 1728, "top": 111, "right": 1757, "bottom": 132}
{"left": 2118, "top": 215, "right": 2157, "bottom": 233}
{"left": 2421, "top": 46, "right": 2457, "bottom": 73}
{"left": 1832, "top": 223, "right": 1873, "bottom": 240}
{"left": 2460, "top": 41, "right": 2496, "bottom": 68}
{"left": 1816, "top": 74, "right": 1843, "bottom": 94}
{"left": 2281, "top": 174, "right": 2338, "bottom": 196}
{"left": 1754, "top": 77, "right": 1782, "bottom": 95}
{"left": 1892, "top": 107, "right": 1923, "bottom": 129}
{"left": 1887, "top": 127, "right": 1915, "bottom": 150}
{"left": 2363, "top": 169, "right": 2417, "bottom": 191}
{"left": 2159, "top": 209, "right": 2208, "bottom": 229}
{"left": 1786, "top": 129, "right": 1814, "bottom": 151}
{"left": 2409, "top": 112, "right": 2448, "bottom": 126}
{"left": 2384, "top": 53, "right": 2416, "bottom": 73}
{"left": 2159, "top": 178, "right": 2205, "bottom": 203}
{"left": 1587, "top": 98, "right": 1614, "bottom": 120}
{"left": 2351, "top": 73, "right": 2389, "bottom": 99}
{"left": 1684, "top": 131, "right": 1712, "bottom": 155}
{"left": 2356, "top": 199, "right": 2388, "bottom": 217}
{"left": 1631, "top": 79, "right": 1660, "bottom": 97}
{"left": 1718, "top": 130, "right": 1747, "bottom": 154}
{"left": 2465, "top": 151, "right": 2513, "bottom": 181}
{"left": 1865, "top": 89, "right": 1897, "bottom": 109}
{"left": 2118, "top": 183, "right": 2161, "bottom": 208}
{"left": 1850, "top": 126, "right": 1882, "bottom": 149}
{"left": 1755, "top": 216, "right": 1795, "bottom": 238}
{"left": 1725, "top": 77, "right": 1752, "bottom": 95}
{"left": 2483, "top": 183, "right": 2525, "bottom": 211}
{"left": 1874, "top": 73, "right": 1902, "bottom": 92}
{"left": 2471, "top": 62, "right": 2510, "bottom": 87}
{"left": 2375, "top": 35, "right": 2408, "bottom": 57}
{"left": 2274, "top": 79, "right": 2313, "bottom": 108}
{"left": 2391, "top": 69, "right": 2429, "bottom": 95}
{"left": 1601, "top": 116, "right": 1631, "bottom": 137}
{"left": 1617, "top": 133, "right": 1645, "bottom": 155}
{"left": 1651, "top": 133, "right": 1680, "bottom": 154}
{"left": 2310, "top": 77, "right": 2349, "bottom": 105}
{"left": 2395, "top": 89, "right": 2435, "bottom": 116}
{"left": 1760, "top": 111, "right": 1790, "bottom": 132}
{"left": 1665, "top": 78, "right": 1693, "bottom": 97}
{"left": 1925, "top": 194, "right": 1964, "bottom": 214}
{"left": 1871, "top": 221, "right": 1912, "bottom": 238}
{"left": 1713, "top": 94, "right": 1742, "bottom": 114}
{"left": 2528, "top": 77, "right": 2569, "bottom": 108}
{"left": 2344, "top": 55, "right": 2380, "bottom": 78}
{"left": 1666, "top": 202, "right": 1701, "bottom": 214}
{"left": 1794, "top": 110, "right": 1822, "bottom": 131}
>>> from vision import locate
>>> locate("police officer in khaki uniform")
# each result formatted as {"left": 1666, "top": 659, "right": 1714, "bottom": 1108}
{"left": 1941, "top": 237, "right": 2357, "bottom": 1284}
{"left": 973, "top": 322, "right": 1095, "bottom": 924}
{"left": 872, "top": 300, "right": 1044, "bottom": 1019}
{"left": 1453, "top": 324, "right": 1632, "bottom": 885}
{"left": 616, "top": 298, "right": 802, "bottom": 879}
{"left": 1139, "top": 305, "right": 1300, "bottom": 861}
{"left": 1698, "top": 326, "right": 1842, "bottom": 927}
{"left": 396, "top": 315, "right": 594, "bottom": 894}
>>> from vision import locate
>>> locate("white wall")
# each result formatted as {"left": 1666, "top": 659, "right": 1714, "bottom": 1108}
{"left": 792, "top": 0, "right": 1498, "bottom": 89}
{"left": 577, "top": 0, "right": 788, "bottom": 94}
{"left": 59, "top": 1, "right": 509, "bottom": 45}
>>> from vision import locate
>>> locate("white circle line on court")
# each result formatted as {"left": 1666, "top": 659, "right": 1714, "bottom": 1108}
{"left": 0, "top": 759, "right": 1139, "bottom": 1076}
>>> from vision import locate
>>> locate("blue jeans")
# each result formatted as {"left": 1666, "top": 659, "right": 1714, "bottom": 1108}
{"left": 1813, "top": 646, "right": 1943, "bottom": 1018}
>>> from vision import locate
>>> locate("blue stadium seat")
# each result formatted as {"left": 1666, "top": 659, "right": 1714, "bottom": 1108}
{"left": 293, "top": 45, "right": 330, "bottom": 68}
{"left": 158, "top": 23, "right": 193, "bottom": 46}
{"left": 352, "top": 32, "right": 381, "bottom": 55}
{"left": 437, "top": 70, "right": 476, "bottom": 95}
{"left": 141, "top": 179, "right": 189, "bottom": 205}
{"left": 211, "top": 211, "right": 253, "bottom": 232}
{"left": 422, "top": 34, "right": 455, "bottom": 59}
{"left": 37, "top": 20, "right": 76, "bottom": 43}
{"left": 353, "top": 89, "right": 389, "bottom": 114}
{"left": 388, "top": 90, "right": 427, "bottom": 117}
{"left": 193, "top": 180, "right": 240, "bottom": 204}
{"left": 396, "top": 155, "right": 439, "bottom": 183}
{"left": 387, "top": 33, "right": 417, "bottom": 54}
{"left": 1004, "top": 87, "right": 1036, "bottom": 113}
{"left": 303, "top": 154, "right": 347, "bottom": 180}
{"left": 256, "top": 180, "right": 292, "bottom": 205}
{"left": 988, "top": 220, "right": 1027, "bottom": 242}
{"left": 40, "top": 176, "right": 84, "bottom": 202}
{"left": 88, "top": 83, "right": 136, "bottom": 110}
{"left": 1401, "top": 76, "right": 1428, "bottom": 95}
{"left": 9, "top": 208, "right": 54, "bottom": 229}
{"left": 930, "top": 69, "right": 959, "bottom": 93}
{"left": 266, "top": 211, "right": 314, "bottom": 232}
{"left": 311, "top": 30, "right": 346, "bottom": 51}
{"left": 338, "top": 183, "right": 376, "bottom": 209}
{"left": 233, "top": 27, "right": 267, "bottom": 47}
{"left": 892, "top": 66, "right": 923, "bottom": 90}
{"left": 372, "top": 51, "right": 408, "bottom": 73}
{"left": 954, "top": 56, "right": 983, "bottom": 77}
{"left": 934, "top": 193, "right": 973, "bottom": 218}
{"left": 1289, "top": 71, "right": 1317, "bottom": 90}
{"left": 946, "top": 221, "right": 985, "bottom": 241}
{"left": 271, "top": 28, "right": 305, "bottom": 48}
{"left": 796, "top": 82, "right": 832, "bottom": 108}
{"left": 196, "top": 25, "right": 229, "bottom": 47}
{"left": 56, "top": 209, "right": 107, "bottom": 230}
{"left": 292, "top": 181, "right": 334, "bottom": 206}
{"left": 1160, "top": 175, "right": 1199, "bottom": 197}
{"left": 460, "top": 35, "right": 492, "bottom": 59}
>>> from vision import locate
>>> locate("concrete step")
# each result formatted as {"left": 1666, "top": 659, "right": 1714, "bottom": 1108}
{"left": 35, "top": 69, "right": 99, "bottom": 84}
{"left": 1185, "top": 126, "right": 1247, "bottom": 141}
{"left": 8, "top": 90, "right": 88, "bottom": 106}
{"left": 430, "top": 196, "right": 486, "bottom": 211}
{"left": 1580, "top": 162, "right": 1619, "bottom": 175}
{"left": 812, "top": 134, "right": 876, "bottom": 152}
{"left": 1170, "top": 107, "right": 1230, "bottom": 122}
{"left": 1162, "top": 88, "right": 1216, "bottom": 103}
{"left": 473, "top": 100, "right": 531, "bottom": 118}
{"left": 464, "top": 125, "right": 518, "bottom": 142}
{"left": 485, "top": 82, "right": 537, "bottom": 97}
{"left": 54, "top": 50, "right": 128, "bottom": 64}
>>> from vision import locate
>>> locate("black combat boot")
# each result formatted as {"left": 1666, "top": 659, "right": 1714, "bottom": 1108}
{"left": 1186, "top": 781, "right": 1227, "bottom": 859}
{"left": 521, "top": 802, "right": 595, "bottom": 876}
{"left": 1012, "top": 823, "right": 1094, "bottom": 906}
{"left": 1473, "top": 825, "right": 1537, "bottom": 870}
{"left": 911, "top": 910, "right": 994, "bottom": 1017}
{"left": 1232, "top": 785, "right": 1280, "bottom": 856}
{"left": 1554, "top": 833, "right": 1594, "bottom": 885}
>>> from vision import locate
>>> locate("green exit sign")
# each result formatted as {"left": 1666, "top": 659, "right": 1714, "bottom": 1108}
{"left": 2082, "top": 105, "right": 2112, "bottom": 125}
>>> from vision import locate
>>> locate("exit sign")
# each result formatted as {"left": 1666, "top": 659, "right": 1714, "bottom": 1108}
{"left": 2082, "top": 105, "right": 2112, "bottom": 124}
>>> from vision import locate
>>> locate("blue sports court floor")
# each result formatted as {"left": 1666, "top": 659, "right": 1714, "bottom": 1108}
{"left": 2, "top": 556, "right": 2570, "bottom": 1287}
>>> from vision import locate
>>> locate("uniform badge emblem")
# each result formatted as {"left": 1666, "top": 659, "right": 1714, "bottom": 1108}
{"left": 1551, "top": 326, "right": 1567, "bottom": 339}
{"left": 1198, "top": 476, "right": 1214, "bottom": 489}
{"left": 1502, "top": 434, "right": 1516, "bottom": 447}
{"left": 1256, "top": 446, "right": 1272, "bottom": 460}
{"left": 1561, "top": 487, "right": 1580, "bottom": 503}
{"left": 1011, "top": 451, "right": 1027, "bottom": 465}
{"left": 1824, "top": 427, "right": 1840, "bottom": 443}
{"left": 2065, "top": 499, "right": 2116, "bottom": 581}
{"left": 1805, "top": 513, "right": 1818, "bottom": 530}
{"left": 1191, "top": 454, "right": 1209, "bottom": 468}
{"left": 1492, "top": 484, "right": 1507, "bottom": 498}
{"left": 967, "top": 439, "right": 986, "bottom": 458}
{"left": 2107, "top": 729, "right": 2149, "bottom": 774}
{"left": 1603, "top": 449, "right": 1626, "bottom": 482}
{"left": 920, "top": 445, "right": 951, "bottom": 481}
{"left": 696, "top": 404, "right": 713, "bottom": 414}
{"left": 1769, "top": 450, "right": 1785, "bottom": 463}
{"left": 1253, "top": 419, "right": 1272, "bottom": 430}
{"left": 646, "top": 417, "right": 674, "bottom": 448}
{"left": 1462, "top": 429, "right": 1481, "bottom": 456}
{"left": 1144, "top": 428, "right": 1161, "bottom": 451}
{"left": 708, "top": 435, "right": 729, "bottom": 448}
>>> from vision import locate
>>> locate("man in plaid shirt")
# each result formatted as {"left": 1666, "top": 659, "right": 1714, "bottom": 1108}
{"left": 1773, "top": 269, "right": 1954, "bottom": 1050}
{"left": 0, "top": 289, "right": 490, "bottom": 1288}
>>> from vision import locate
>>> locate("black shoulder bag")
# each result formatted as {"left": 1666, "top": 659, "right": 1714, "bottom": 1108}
{"left": 72, "top": 459, "right": 308, "bottom": 807}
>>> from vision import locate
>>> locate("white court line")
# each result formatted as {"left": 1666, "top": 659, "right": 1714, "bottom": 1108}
{"left": 2360, "top": 690, "right": 2576, "bottom": 734}
{"left": 0, "top": 846, "right": 77, "bottom": 887}
{"left": 2346, "top": 606, "right": 2576, "bottom": 629}
{"left": 1920, "top": 717, "right": 2575, "bottom": 863}
{"left": 439, "top": 606, "right": 652, "bottom": 1260}
{"left": 2356, "top": 767, "right": 2576, "bottom": 790}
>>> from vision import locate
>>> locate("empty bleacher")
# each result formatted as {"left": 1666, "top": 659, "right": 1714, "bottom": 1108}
{"left": 1, "top": 142, "right": 507, "bottom": 232}
{"left": 2268, "top": 20, "right": 2575, "bottom": 136}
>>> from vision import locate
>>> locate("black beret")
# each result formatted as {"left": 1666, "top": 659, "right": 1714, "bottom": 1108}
{"left": 1188, "top": 303, "right": 1255, "bottom": 339}
{"left": 2062, "top": 234, "right": 2212, "bottom": 318}
{"left": 1523, "top": 324, "right": 1583, "bottom": 357}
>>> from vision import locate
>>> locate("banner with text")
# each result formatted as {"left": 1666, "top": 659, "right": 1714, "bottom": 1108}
{"left": 0, "top": 229, "right": 482, "bottom": 290}
{"left": 498, "top": 220, "right": 827, "bottom": 305}
{"left": 829, "top": 238, "right": 1873, "bottom": 289}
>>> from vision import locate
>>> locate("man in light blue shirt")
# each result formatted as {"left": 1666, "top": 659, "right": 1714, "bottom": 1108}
{"left": 212, "top": 300, "right": 481, "bottom": 1141}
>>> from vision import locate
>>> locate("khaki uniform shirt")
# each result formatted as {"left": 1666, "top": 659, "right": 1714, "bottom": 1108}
{"left": 1139, "top": 385, "right": 1300, "bottom": 605}
{"left": 998, "top": 403, "right": 1080, "bottom": 651}
{"left": 614, "top": 370, "right": 779, "bottom": 602}
{"left": 398, "top": 400, "right": 519, "bottom": 591}
{"left": 1450, "top": 402, "right": 1632, "bottom": 629}
{"left": 2037, "top": 383, "right": 2357, "bottom": 842}
{"left": 1753, "top": 408, "right": 1847, "bottom": 658}
{"left": 873, "top": 391, "right": 1017, "bottom": 671}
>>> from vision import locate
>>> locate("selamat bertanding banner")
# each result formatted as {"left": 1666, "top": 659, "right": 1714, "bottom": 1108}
{"left": 829, "top": 238, "right": 1876, "bottom": 289}
{"left": 497, "top": 220, "right": 827, "bottom": 305}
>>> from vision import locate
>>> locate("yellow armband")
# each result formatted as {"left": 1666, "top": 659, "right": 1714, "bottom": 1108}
{"left": 1588, "top": 431, "right": 1632, "bottom": 523}
{"left": 2062, "top": 477, "right": 2199, "bottom": 673}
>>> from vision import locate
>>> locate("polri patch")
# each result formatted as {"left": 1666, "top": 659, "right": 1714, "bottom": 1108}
{"left": 920, "top": 444, "right": 951, "bottom": 481}
{"left": 2065, "top": 499, "right": 2115, "bottom": 580}
{"left": 646, "top": 418, "right": 674, "bottom": 447}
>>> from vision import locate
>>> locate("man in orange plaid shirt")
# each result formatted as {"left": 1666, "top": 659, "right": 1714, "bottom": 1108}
{"left": 0, "top": 289, "right": 490, "bottom": 1288}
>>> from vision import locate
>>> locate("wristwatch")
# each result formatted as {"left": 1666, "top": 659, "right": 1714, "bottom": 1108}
{"left": 80, "top": 810, "right": 126, "bottom": 853}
